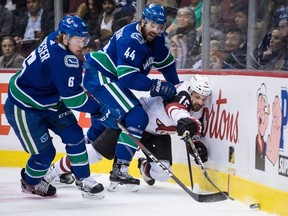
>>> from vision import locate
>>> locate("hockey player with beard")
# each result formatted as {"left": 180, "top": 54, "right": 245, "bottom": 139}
{"left": 44, "top": 75, "right": 211, "bottom": 189}
{"left": 4, "top": 15, "right": 119, "bottom": 199}
{"left": 44, "top": 3, "right": 180, "bottom": 192}
{"left": 137, "top": 74, "right": 211, "bottom": 185}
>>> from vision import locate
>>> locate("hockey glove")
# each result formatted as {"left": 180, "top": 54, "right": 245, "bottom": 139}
{"left": 150, "top": 79, "right": 176, "bottom": 100}
{"left": 187, "top": 141, "right": 208, "bottom": 165}
{"left": 177, "top": 117, "right": 202, "bottom": 137}
{"left": 94, "top": 104, "right": 120, "bottom": 129}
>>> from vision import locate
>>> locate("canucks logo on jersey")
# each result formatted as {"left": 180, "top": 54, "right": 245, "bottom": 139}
{"left": 131, "top": 32, "right": 144, "bottom": 44}
{"left": 64, "top": 55, "right": 79, "bottom": 68}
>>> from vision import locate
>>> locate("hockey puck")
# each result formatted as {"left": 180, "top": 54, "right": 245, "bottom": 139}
{"left": 249, "top": 203, "right": 260, "bottom": 209}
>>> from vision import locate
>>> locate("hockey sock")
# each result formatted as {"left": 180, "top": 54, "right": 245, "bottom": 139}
{"left": 54, "top": 155, "right": 72, "bottom": 174}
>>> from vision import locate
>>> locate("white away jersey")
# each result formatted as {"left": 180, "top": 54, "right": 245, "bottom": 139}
{"left": 140, "top": 81, "right": 204, "bottom": 135}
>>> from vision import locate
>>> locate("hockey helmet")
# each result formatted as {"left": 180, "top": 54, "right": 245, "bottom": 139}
{"left": 142, "top": 4, "right": 167, "bottom": 25}
{"left": 189, "top": 75, "right": 212, "bottom": 97}
{"left": 58, "top": 15, "right": 90, "bottom": 45}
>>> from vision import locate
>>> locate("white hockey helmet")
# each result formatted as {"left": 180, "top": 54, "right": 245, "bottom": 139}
{"left": 189, "top": 75, "right": 212, "bottom": 97}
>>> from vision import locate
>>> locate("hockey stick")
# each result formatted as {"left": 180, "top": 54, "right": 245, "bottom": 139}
{"left": 116, "top": 120, "right": 229, "bottom": 202}
{"left": 185, "top": 142, "right": 194, "bottom": 190}
{"left": 184, "top": 132, "right": 234, "bottom": 201}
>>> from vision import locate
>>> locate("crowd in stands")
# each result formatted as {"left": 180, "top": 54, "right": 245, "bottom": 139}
{"left": 1, "top": 0, "right": 288, "bottom": 71}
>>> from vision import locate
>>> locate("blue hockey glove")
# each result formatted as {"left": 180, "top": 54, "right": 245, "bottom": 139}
{"left": 94, "top": 104, "right": 120, "bottom": 129}
{"left": 150, "top": 79, "right": 176, "bottom": 100}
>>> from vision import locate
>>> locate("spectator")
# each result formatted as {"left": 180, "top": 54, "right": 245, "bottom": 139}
{"left": 253, "top": 5, "right": 272, "bottom": 48}
{"left": 209, "top": 40, "right": 226, "bottom": 69}
{"left": 0, "top": 0, "right": 14, "bottom": 41}
{"left": 166, "top": 0, "right": 203, "bottom": 34}
{"left": 167, "top": 7, "right": 200, "bottom": 66}
{"left": 223, "top": 26, "right": 245, "bottom": 53}
{"left": 76, "top": 0, "right": 103, "bottom": 36}
{"left": 252, "top": 27, "right": 288, "bottom": 70}
{"left": 222, "top": 26, "right": 247, "bottom": 69}
{"left": 169, "top": 34, "right": 191, "bottom": 69}
{"left": 188, "top": 0, "right": 202, "bottom": 30}
{"left": 251, "top": 16, "right": 288, "bottom": 69}
{"left": 95, "top": 0, "right": 132, "bottom": 48}
{"left": 271, "top": 0, "right": 288, "bottom": 28}
{"left": 234, "top": 4, "right": 248, "bottom": 36}
{"left": 219, "top": 0, "right": 248, "bottom": 30}
{"left": 0, "top": 36, "right": 24, "bottom": 68}
{"left": 210, "top": 50, "right": 226, "bottom": 69}
{"left": 13, "top": 0, "right": 54, "bottom": 41}
{"left": 193, "top": 39, "right": 224, "bottom": 69}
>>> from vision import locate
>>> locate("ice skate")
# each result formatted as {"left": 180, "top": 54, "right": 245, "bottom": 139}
{"left": 20, "top": 168, "right": 57, "bottom": 197}
{"left": 138, "top": 157, "right": 155, "bottom": 186}
{"left": 55, "top": 173, "right": 75, "bottom": 185}
{"left": 76, "top": 176, "right": 105, "bottom": 199}
{"left": 44, "top": 164, "right": 75, "bottom": 185}
{"left": 108, "top": 162, "right": 140, "bottom": 192}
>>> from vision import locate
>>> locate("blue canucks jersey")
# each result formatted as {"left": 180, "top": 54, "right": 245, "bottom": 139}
{"left": 8, "top": 36, "right": 101, "bottom": 114}
{"left": 84, "top": 22, "right": 179, "bottom": 92}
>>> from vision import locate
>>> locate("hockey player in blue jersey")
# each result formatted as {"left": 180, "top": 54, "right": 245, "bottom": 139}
{"left": 4, "top": 15, "right": 119, "bottom": 199}
{"left": 82, "top": 3, "right": 180, "bottom": 191}
{"left": 46, "top": 4, "right": 180, "bottom": 191}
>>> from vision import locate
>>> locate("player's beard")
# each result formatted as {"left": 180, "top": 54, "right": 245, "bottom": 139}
{"left": 192, "top": 103, "right": 202, "bottom": 112}
{"left": 141, "top": 27, "right": 157, "bottom": 42}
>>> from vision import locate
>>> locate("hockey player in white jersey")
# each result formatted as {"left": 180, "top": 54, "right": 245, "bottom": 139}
{"left": 45, "top": 75, "right": 211, "bottom": 188}
{"left": 137, "top": 74, "right": 212, "bottom": 185}
{"left": 4, "top": 15, "right": 119, "bottom": 199}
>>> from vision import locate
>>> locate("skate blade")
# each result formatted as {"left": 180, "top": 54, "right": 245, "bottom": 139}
{"left": 126, "top": 184, "right": 139, "bottom": 192}
{"left": 21, "top": 188, "right": 57, "bottom": 198}
{"left": 107, "top": 181, "right": 139, "bottom": 192}
{"left": 81, "top": 191, "right": 105, "bottom": 199}
{"left": 107, "top": 181, "right": 119, "bottom": 192}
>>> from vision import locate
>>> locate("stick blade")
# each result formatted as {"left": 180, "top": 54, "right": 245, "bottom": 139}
{"left": 194, "top": 191, "right": 229, "bottom": 202}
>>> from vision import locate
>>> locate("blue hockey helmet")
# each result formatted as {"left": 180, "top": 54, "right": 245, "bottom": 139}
{"left": 142, "top": 4, "right": 167, "bottom": 25}
{"left": 58, "top": 15, "right": 90, "bottom": 45}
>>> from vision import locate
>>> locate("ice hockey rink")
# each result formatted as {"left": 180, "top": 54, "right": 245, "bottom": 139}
{"left": 0, "top": 167, "right": 274, "bottom": 216}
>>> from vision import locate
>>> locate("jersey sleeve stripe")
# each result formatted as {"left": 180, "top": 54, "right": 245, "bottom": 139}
{"left": 61, "top": 91, "right": 88, "bottom": 108}
{"left": 117, "top": 65, "right": 139, "bottom": 78}
{"left": 9, "top": 72, "right": 59, "bottom": 110}
{"left": 90, "top": 51, "right": 118, "bottom": 76}
{"left": 153, "top": 53, "right": 175, "bottom": 69}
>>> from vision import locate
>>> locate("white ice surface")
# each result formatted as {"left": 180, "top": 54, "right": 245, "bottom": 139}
{"left": 0, "top": 168, "right": 273, "bottom": 216}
